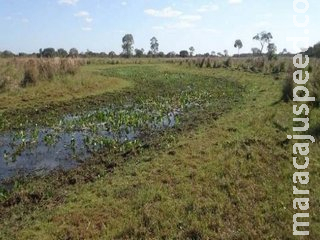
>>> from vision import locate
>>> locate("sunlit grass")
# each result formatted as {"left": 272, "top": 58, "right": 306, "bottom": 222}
{"left": 0, "top": 64, "right": 131, "bottom": 111}
{"left": 0, "top": 62, "right": 319, "bottom": 239}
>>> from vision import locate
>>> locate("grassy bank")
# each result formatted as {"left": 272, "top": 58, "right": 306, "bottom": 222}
{"left": 0, "top": 63, "right": 131, "bottom": 112}
{"left": 0, "top": 62, "right": 319, "bottom": 239}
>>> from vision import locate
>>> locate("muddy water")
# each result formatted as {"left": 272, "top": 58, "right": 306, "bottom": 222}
{"left": 0, "top": 112, "right": 176, "bottom": 181}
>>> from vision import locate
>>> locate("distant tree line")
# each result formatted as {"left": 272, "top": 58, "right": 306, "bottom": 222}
{"left": 305, "top": 42, "right": 320, "bottom": 58}
{"left": 1, "top": 31, "right": 319, "bottom": 59}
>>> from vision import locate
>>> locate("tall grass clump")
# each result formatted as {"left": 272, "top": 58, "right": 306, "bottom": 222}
{"left": 310, "top": 63, "right": 320, "bottom": 107}
{"left": 0, "top": 59, "right": 23, "bottom": 90}
{"left": 199, "top": 58, "right": 206, "bottom": 68}
{"left": 38, "top": 60, "right": 58, "bottom": 80}
{"left": 254, "top": 57, "right": 265, "bottom": 72}
{"left": 19, "top": 58, "right": 82, "bottom": 87}
{"left": 282, "top": 66, "right": 295, "bottom": 102}
{"left": 224, "top": 58, "right": 232, "bottom": 68}
{"left": 60, "top": 58, "right": 80, "bottom": 75}
{"left": 206, "top": 58, "right": 212, "bottom": 68}
{"left": 21, "top": 59, "right": 40, "bottom": 87}
{"left": 0, "top": 76, "right": 8, "bottom": 92}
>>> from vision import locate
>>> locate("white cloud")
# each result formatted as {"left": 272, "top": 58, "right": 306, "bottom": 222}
{"left": 85, "top": 17, "right": 93, "bottom": 23}
{"left": 200, "top": 28, "right": 219, "bottom": 34}
{"left": 113, "top": 30, "right": 126, "bottom": 34}
{"left": 82, "top": 27, "right": 92, "bottom": 31}
{"left": 152, "top": 26, "right": 165, "bottom": 30}
{"left": 229, "top": 0, "right": 242, "bottom": 4}
{"left": 168, "top": 21, "right": 195, "bottom": 29}
{"left": 153, "top": 20, "right": 196, "bottom": 31}
{"left": 255, "top": 21, "right": 271, "bottom": 27}
{"left": 197, "top": 3, "right": 219, "bottom": 12}
{"left": 75, "top": 11, "right": 93, "bottom": 30}
{"left": 144, "top": 7, "right": 182, "bottom": 18}
{"left": 152, "top": 14, "right": 202, "bottom": 31}
{"left": 74, "top": 11, "right": 90, "bottom": 17}
{"left": 179, "top": 15, "right": 202, "bottom": 21}
{"left": 58, "top": 0, "right": 79, "bottom": 5}
{"left": 121, "top": 1, "right": 127, "bottom": 6}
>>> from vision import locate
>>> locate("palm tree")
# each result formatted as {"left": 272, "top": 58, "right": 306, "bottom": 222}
{"left": 234, "top": 39, "right": 243, "bottom": 56}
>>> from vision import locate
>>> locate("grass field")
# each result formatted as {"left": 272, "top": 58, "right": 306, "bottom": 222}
{"left": 0, "top": 59, "right": 319, "bottom": 239}
{"left": 0, "top": 64, "right": 131, "bottom": 112}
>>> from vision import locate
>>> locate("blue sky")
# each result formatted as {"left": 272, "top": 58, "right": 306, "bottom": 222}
{"left": 0, "top": 0, "right": 319, "bottom": 55}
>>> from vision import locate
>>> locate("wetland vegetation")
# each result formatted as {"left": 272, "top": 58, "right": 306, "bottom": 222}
{"left": 0, "top": 56, "right": 319, "bottom": 239}
{"left": 2, "top": 0, "right": 320, "bottom": 238}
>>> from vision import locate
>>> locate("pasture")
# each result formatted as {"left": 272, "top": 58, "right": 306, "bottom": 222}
{"left": 0, "top": 57, "right": 319, "bottom": 239}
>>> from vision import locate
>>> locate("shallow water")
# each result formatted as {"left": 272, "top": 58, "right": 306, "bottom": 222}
{"left": 0, "top": 110, "right": 176, "bottom": 181}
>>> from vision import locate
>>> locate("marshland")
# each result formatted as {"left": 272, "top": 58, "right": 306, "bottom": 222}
{"left": 1, "top": 1, "right": 320, "bottom": 239}
{"left": 0, "top": 53, "right": 319, "bottom": 239}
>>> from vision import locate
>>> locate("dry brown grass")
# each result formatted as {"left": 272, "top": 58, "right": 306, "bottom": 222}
{"left": 0, "top": 58, "right": 86, "bottom": 90}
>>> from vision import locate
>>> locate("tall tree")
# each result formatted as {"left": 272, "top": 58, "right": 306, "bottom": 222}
{"left": 1, "top": 50, "right": 14, "bottom": 58}
{"left": 122, "top": 34, "right": 134, "bottom": 58}
{"left": 150, "top": 37, "right": 159, "bottom": 55}
{"left": 253, "top": 31, "right": 273, "bottom": 54}
{"left": 69, "top": 48, "right": 79, "bottom": 58}
{"left": 108, "top": 51, "right": 116, "bottom": 58}
{"left": 267, "top": 43, "right": 277, "bottom": 60}
{"left": 42, "top": 48, "right": 56, "bottom": 58}
{"left": 179, "top": 50, "right": 189, "bottom": 58}
{"left": 57, "top": 48, "right": 68, "bottom": 58}
{"left": 281, "top": 48, "right": 288, "bottom": 55}
{"left": 305, "top": 42, "right": 320, "bottom": 58}
{"left": 251, "top": 48, "right": 261, "bottom": 56}
{"left": 167, "top": 52, "right": 176, "bottom": 58}
{"left": 135, "top": 48, "right": 144, "bottom": 58}
{"left": 234, "top": 39, "right": 243, "bottom": 56}
{"left": 189, "top": 46, "right": 195, "bottom": 57}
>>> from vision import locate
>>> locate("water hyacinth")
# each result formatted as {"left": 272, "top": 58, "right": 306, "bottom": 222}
{"left": 0, "top": 81, "right": 225, "bottom": 180}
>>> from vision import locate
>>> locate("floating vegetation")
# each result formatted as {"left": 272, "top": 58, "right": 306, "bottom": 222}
{"left": 0, "top": 64, "right": 243, "bottom": 181}
{"left": 0, "top": 86, "right": 220, "bottom": 181}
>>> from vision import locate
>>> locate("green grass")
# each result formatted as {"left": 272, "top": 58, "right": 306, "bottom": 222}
{"left": 0, "top": 64, "right": 131, "bottom": 112}
{"left": 0, "top": 62, "right": 319, "bottom": 239}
